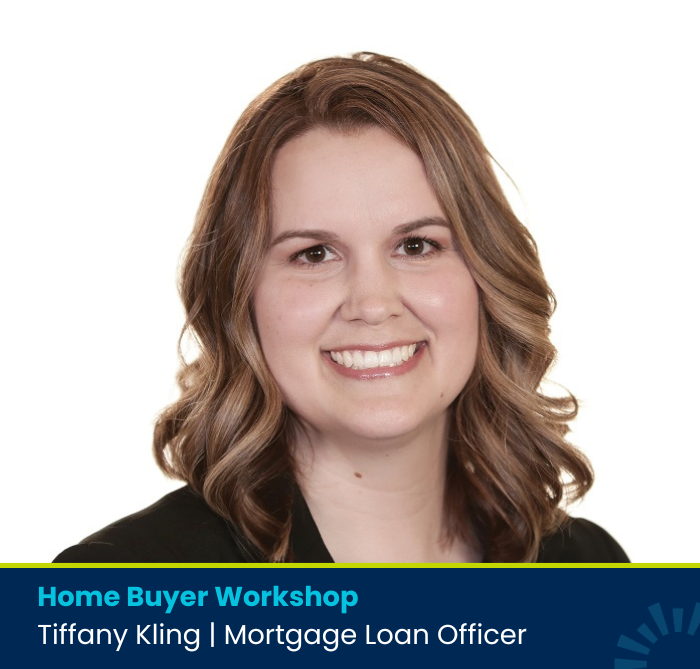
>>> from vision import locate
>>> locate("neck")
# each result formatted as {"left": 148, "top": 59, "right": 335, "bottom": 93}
{"left": 292, "top": 417, "right": 475, "bottom": 563}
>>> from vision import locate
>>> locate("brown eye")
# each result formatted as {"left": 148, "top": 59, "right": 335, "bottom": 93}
{"left": 402, "top": 238, "right": 427, "bottom": 255}
{"left": 301, "top": 245, "right": 328, "bottom": 263}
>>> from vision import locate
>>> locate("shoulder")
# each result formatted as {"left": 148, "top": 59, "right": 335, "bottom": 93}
{"left": 536, "top": 517, "right": 630, "bottom": 563}
{"left": 53, "top": 487, "right": 249, "bottom": 563}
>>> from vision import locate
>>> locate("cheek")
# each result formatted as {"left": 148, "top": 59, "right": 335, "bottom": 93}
{"left": 411, "top": 268, "right": 480, "bottom": 339}
{"left": 253, "top": 277, "right": 337, "bottom": 412}
{"left": 254, "top": 277, "right": 336, "bottom": 355}
{"left": 408, "top": 267, "right": 480, "bottom": 400}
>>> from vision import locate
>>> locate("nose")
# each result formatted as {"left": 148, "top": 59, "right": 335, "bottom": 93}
{"left": 339, "top": 255, "right": 404, "bottom": 325}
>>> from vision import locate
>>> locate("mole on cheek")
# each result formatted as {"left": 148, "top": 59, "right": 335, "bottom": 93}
{"left": 354, "top": 472, "right": 362, "bottom": 478}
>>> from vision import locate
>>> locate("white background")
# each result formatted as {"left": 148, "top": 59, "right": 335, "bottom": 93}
{"left": 1, "top": 1, "right": 697, "bottom": 563}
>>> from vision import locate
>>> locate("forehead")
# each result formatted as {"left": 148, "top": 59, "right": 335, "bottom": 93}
{"left": 270, "top": 126, "right": 446, "bottom": 233}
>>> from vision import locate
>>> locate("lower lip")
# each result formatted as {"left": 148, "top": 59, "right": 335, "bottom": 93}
{"left": 322, "top": 344, "right": 425, "bottom": 380}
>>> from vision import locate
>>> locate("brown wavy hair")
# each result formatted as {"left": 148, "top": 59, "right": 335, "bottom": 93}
{"left": 154, "top": 52, "right": 593, "bottom": 562}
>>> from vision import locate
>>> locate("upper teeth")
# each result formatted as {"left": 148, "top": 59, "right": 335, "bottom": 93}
{"left": 329, "top": 344, "right": 418, "bottom": 370}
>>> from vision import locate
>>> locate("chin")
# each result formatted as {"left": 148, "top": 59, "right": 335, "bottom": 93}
{"left": 329, "top": 406, "right": 448, "bottom": 445}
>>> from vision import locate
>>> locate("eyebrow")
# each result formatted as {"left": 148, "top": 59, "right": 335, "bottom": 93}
{"left": 270, "top": 216, "right": 451, "bottom": 247}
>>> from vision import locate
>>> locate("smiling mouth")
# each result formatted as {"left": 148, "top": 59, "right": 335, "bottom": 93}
{"left": 328, "top": 343, "right": 420, "bottom": 371}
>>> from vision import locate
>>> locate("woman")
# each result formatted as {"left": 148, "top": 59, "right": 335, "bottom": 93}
{"left": 55, "top": 53, "right": 627, "bottom": 563}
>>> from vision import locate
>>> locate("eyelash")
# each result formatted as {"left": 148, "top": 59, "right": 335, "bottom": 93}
{"left": 290, "top": 236, "right": 444, "bottom": 267}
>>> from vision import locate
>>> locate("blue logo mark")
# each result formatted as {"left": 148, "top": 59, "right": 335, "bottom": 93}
{"left": 615, "top": 602, "right": 700, "bottom": 667}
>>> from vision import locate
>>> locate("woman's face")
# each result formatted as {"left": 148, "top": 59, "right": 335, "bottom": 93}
{"left": 254, "top": 126, "right": 479, "bottom": 445}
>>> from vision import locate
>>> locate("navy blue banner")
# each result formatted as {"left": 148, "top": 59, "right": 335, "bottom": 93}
{"left": 3, "top": 566, "right": 699, "bottom": 667}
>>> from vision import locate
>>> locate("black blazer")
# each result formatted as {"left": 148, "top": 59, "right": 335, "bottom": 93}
{"left": 53, "top": 486, "right": 629, "bottom": 563}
